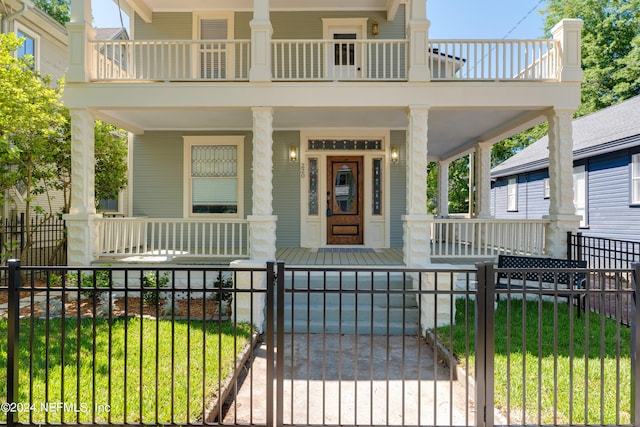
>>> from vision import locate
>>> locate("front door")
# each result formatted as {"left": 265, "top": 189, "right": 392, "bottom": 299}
{"left": 327, "top": 28, "right": 363, "bottom": 80}
{"left": 327, "top": 156, "right": 363, "bottom": 245}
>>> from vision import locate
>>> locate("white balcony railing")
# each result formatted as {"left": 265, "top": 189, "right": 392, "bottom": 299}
{"left": 92, "top": 40, "right": 251, "bottom": 81}
{"left": 430, "top": 218, "right": 550, "bottom": 258}
{"left": 272, "top": 39, "right": 408, "bottom": 81}
{"left": 428, "top": 39, "right": 560, "bottom": 80}
{"left": 91, "top": 38, "right": 560, "bottom": 82}
{"left": 96, "top": 217, "right": 250, "bottom": 259}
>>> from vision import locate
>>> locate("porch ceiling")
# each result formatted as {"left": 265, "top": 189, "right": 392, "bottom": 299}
{"left": 96, "top": 107, "right": 542, "bottom": 161}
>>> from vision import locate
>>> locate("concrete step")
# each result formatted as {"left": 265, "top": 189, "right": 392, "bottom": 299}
{"left": 278, "top": 270, "right": 419, "bottom": 335}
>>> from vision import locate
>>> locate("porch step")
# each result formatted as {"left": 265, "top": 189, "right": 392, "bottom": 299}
{"left": 279, "top": 271, "right": 419, "bottom": 335}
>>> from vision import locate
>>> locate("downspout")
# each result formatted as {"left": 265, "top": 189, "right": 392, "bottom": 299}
{"left": 1, "top": 1, "right": 31, "bottom": 34}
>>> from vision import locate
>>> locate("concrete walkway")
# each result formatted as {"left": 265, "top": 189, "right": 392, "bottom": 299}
{"left": 224, "top": 334, "right": 477, "bottom": 426}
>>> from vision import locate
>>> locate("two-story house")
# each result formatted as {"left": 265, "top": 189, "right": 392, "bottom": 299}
{"left": 62, "top": 0, "right": 584, "bottom": 268}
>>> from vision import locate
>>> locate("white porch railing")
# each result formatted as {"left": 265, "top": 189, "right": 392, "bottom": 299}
{"left": 430, "top": 218, "right": 550, "bottom": 258}
{"left": 428, "top": 39, "right": 560, "bottom": 80}
{"left": 91, "top": 40, "right": 251, "bottom": 81}
{"left": 96, "top": 218, "right": 250, "bottom": 259}
{"left": 90, "top": 38, "right": 561, "bottom": 82}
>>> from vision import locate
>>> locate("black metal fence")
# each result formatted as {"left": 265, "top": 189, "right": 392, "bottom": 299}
{"left": 1, "top": 261, "right": 639, "bottom": 427}
{"left": 0, "top": 214, "right": 66, "bottom": 284}
{"left": 568, "top": 232, "right": 640, "bottom": 269}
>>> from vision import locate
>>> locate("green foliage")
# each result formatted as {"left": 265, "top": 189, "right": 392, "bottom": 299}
{"left": 141, "top": 271, "right": 170, "bottom": 305}
{"left": 491, "top": 123, "right": 548, "bottom": 168}
{"left": 95, "top": 121, "right": 129, "bottom": 209}
{"left": 33, "top": 0, "right": 71, "bottom": 26}
{"left": 542, "top": 0, "right": 640, "bottom": 116}
{"left": 210, "top": 271, "right": 233, "bottom": 302}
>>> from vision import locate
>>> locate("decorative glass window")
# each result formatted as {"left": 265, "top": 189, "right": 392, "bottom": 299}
{"left": 308, "top": 139, "right": 382, "bottom": 150}
{"left": 308, "top": 158, "right": 318, "bottom": 215}
{"left": 507, "top": 176, "right": 518, "bottom": 212}
{"left": 372, "top": 158, "right": 382, "bottom": 215}
{"left": 185, "top": 136, "right": 243, "bottom": 216}
{"left": 632, "top": 153, "right": 640, "bottom": 205}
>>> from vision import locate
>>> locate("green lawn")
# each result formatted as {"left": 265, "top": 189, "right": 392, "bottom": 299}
{"left": 438, "top": 298, "right": 631, "bottom": 425}
{"left": 0, "top": 317, "right": 252, "bottom": 424}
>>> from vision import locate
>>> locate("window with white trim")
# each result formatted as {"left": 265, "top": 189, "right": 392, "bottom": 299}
{"left": 184, "top": 136, "right": 243, "bottom": 217}
{"left": 573, "top": 165, "right": 587, "bottom": 227}
{"left": 543, "top": 177, "right": 550, "bottom": 199}
{"left": 632, "top": 153, "right": 640, "bottom": 205}
{"left": 507, "top": 176, "right": 518, "bottom": 211}
{"left": 15, "top": 25, "right": 39, "bottom": 70}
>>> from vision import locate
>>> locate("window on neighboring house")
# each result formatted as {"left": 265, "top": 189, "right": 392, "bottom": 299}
{"left": 632, "top": 153, "right": 640, "bottom": 205}
{"left": 99, "top": 197, "right": 119, "bottom": 213}
{"left": 573, "top": 165, "right": 587, "bottom": 227}
{"left": 543, "top": 177, "right": 550, "bottom": 199}
{"left": 184, "top": 136, "right": 244, "bottom": 217}
{"left": 507, "top": 176, "right": 518, "bottom": 211}
{"left": 15, "top": 26, "right": 38, "bottom": 69}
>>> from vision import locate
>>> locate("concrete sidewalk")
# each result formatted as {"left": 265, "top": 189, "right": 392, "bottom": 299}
{"left": 223, "top": 334, "right": 477, "bottom": 426}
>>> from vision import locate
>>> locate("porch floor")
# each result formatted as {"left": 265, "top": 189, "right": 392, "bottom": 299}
{"left": 275, "top": 247, "right": 495, "bottom": 267}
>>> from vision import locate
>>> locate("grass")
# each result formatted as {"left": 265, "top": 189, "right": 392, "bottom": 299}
{"left": 438, "top": 298, "right": 631, "bottom": 425}
{"left": 0, "top": 317, "right": 252, "bottom": 424}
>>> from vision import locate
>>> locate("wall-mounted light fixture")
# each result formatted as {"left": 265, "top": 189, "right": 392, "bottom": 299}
{"left": 371, "top": 19, "right": 379, "bottom": 37}
{"left": 390, "top": 145, "right": 399, "bottom": 163}
{"left": 289, "top": 144, "right": 298, "bottom": 162}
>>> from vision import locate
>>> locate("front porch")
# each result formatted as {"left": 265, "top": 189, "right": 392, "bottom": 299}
{"left": 94, "top": 217, "right": 550, "bottom": 266}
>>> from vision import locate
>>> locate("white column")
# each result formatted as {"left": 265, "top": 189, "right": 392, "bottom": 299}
{"left": 248, "top": 107, "right": 277, "bottom": 261}
{"left": 407, "top": 0, "right": 430, "bottom": 82}
{"left": 551, "top": 19, "right": 584, "bottom": 82}
{"left": 64, "top": 109, "right": 101, "bottom": 265}
{"left": 249, "top": 0, "right": 273, "bottom": 82}
{"left": 475, "top": 141, "right": 493, "bottom": 218}
{"left": 402, "top": 106, "right": 431, "bottom": 268}
{"left": 468, "top": 153, "right": 474, "bottom": 216}
{"left": 437, "top": 160, "right": 449, "bottom": 217}
{"left": 66, "top": 0, "right": 95, "bottom": 82}
{"left": 543, "top": 108, "right": 580, "bottom": 257}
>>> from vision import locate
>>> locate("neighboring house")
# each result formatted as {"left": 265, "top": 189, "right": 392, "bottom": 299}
{"left": 491, "top": 95, "right": 640, "bottom": 242}
{"left": 1, "top": 0, "right": 68, "bottom": 220}
{"left": 0, "top": 1, "right": 131, "bottom": 220}
{"left": 63, "top": 0, "right": 585, "bottom": 268}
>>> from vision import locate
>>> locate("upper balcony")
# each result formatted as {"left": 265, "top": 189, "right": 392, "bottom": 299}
{"left": 90, "top": 38, "right": 561, "bottom": 83}
{"left": 67, "top": 1, "right": 583, "bottom": 87}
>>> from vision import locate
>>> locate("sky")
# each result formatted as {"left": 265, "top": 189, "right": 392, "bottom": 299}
{"left": 91, "top": 0, "right": 548, "bottom": 40}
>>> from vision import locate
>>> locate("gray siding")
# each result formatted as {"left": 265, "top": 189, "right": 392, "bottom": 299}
{"left": 237, "top": 7, "right": 405, "bottom": 40}
{"left": 134, "top": 13, "right": 192, "bottom": 40}
{"left": 491, "top": 149, "right": 640, "bottom": 242}
{"left": 132, "top": 131, "right": 252, "bottom": 218}
{"left": 587, "top": 151, "right": 640, "bottom": 241}
{"left": 390, "top": 131, "right": 406, "bottom": 248}
{"left": 491, "top": 170, "right": 550, "bottom": 220}
{"left": 273, "top": 132, "right": 301, "bottom": 247}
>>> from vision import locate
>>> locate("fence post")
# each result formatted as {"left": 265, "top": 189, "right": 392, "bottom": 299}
{"left": 577, "top": 232, "right": 583, "bottom": 262}
{"left": 275, "top": 261, "right": 284, "bottom": 427}
{"left": 632, "top": 263, "right": 640, "bottom": 427}
{"left": 265, "top": 261, "right": 275, "bottom": 427}
{"left": 18, "top": 213, "right": 24, "bottom": 254}
{"left": 475, "top": 261, "right": 495, "bottom": 427}
{"left": 6, "top": 259, "right": 21, "bottom": 427}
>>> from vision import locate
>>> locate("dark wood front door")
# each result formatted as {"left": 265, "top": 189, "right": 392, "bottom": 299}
{"left": 327, "top": 156, "right": 364, "bottom": 245}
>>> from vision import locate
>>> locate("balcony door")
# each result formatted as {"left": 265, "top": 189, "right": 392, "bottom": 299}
{"left": 195, "top": 14, "right": 233, "bottom": 79}
{"left": 327, "top": 156, "right": 364, "bottom": 245}
{"left": 323, "top": 19, "right": 367, "bottom": 80}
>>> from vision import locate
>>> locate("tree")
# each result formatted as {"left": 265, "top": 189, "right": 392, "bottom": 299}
{"left": 0, "top": 34, "right": 128, "bottom": 265}
{"left": 542, "top": 0, "right": 640, "bottom": 116}
{"left": 33, "top": 0, "right": 71, "bottom": 26}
